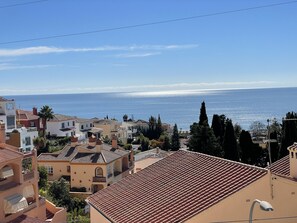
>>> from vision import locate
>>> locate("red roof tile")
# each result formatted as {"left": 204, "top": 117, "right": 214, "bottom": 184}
{"left": 88, "top": 150, "right": 267, "bottom": 223}
{"left": 270, "top": 155, "right": 290, "bottom": 177}
{"left": 16, "top": 109, "right": 39, "bottom": 121}
{"left": 0, "top": 143, "right": 23, "bottom": 162}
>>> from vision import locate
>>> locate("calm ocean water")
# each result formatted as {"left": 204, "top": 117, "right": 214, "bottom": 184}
{"left": 6, "top": 87, "right": 297, "bottom": 131}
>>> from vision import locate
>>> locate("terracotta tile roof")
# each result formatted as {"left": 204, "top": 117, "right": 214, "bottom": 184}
{"left": 16, "top": 109, "right": 39, "bottom": 121}
{"left": 270, "top": 155, "right": 290, "bottom": 177}
{"left": 8, "top": 214, "right": 45, "bottom": 223}
{"left": 38, "top": 143, "right": 129, "bottom": 164}
{"left": 49, "top": 114, "right": 75, "bottom": 122}
{"left": 87, "top": 150, "right": 267, "bottom": 223}
{"left": 0, "top": 143, "right": 23, "bottom": 162}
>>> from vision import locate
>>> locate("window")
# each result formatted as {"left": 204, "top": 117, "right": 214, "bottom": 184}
{"left": 67, "top": 166, "right": 71, "bottom": 172}
{"left": 72, "top": 121, "right": 75, "bottom": 126}
{"left": 25, "top": 137, "right": 31, "bottom": 146}
{"left": 68, "top": 122, "right": 69, "bottom": 126}
{"left": 292, "top": 152, "right": 294, "bottom": 158}
{"left": 30, "top": 121, "right": 35, "bottom": 127}
{"left": 90, "top": 123, "right": 93, "bottom": 127}
{"left": 81, "top": 125, "right": 84, "bottom": 130}
{"left": 95, "top": 167, "right": 103, "bottom": 176}
{"left": 45, "top": 166, "right": 53, "bottom": 175}
{"left": 61, "top": 123, "right": 65, "bottom": 128}
{"left": 6, "top": 116, "right": 15, "bottom": 129}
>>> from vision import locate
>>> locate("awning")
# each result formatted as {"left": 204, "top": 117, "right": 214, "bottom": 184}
{"left": 23, "top": 185, "right": 35, "bottom": 198}
{"left": 0, "top": 166, "right": 14, "bottom": 178}
{"left": 4, "top": 194, "right": 28, "bottom": 214}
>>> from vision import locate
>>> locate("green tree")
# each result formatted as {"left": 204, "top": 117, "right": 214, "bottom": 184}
{"left": 38, "top": 105, "right": 54, "bottom": 137}
{"left": 123, "top": 114, "right": 128, "bottom": 122}
{"left": 48, "top": 178, "right": 72, "bottom": 210}
{"left": 279, "top": 112, "right": 297, "bottom": 158}
{"left": 239, "top": 130, "right": 254, "bottom": 164}
{"left": 171, "top": 124, "right": 180, "bottom": 151}
{"left": 189, "top": 123, "right": 222, "bottom": 157}
{"left": 199, "top": 101, "right": 208, "bottom": 126}
{"left": 211, "top": 114, "right": 226, "bottom": 145}
{"left": 156, "top": 115, "right": 163, "bottom": 139}
{"left": 38, "top": 166, "right": 48, "bottom": 189}
{"left": 223, "top": 119, "right": 239, "bottom": 161}
{"left": 269, "top": 131, "right": 279, "bottom": 163}
{"left": 162, "top": 135, "right": 171, "bottom": 151}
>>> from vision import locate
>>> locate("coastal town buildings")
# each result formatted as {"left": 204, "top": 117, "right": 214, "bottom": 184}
{"left": 92, "top": 119, "right": 121, "bottom": 140}
{"left": 6, "top": 127, "right": 38, "bottom": 153}
{"left": 0, "top": 97, "right": 16, "bottom": 132}
{"left": 16, "top": 108, "right": 41, "bottom": 132}
{"left": 0, "top": 122, "right": 66, "bottom": 223}
{"left": 87, "top": 146, "right": 297, "bottom": 223}
{"left": 46, "top": 114, "right": 76, "bottom": 137}
{"left": 37, "top": 135, "right": 134, "bottom": 195}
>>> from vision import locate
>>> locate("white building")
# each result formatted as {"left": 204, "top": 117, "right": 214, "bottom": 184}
{"left": 47, "top": 114, "right": 75, "bottom": 137}
{"left": 0, "top": 97, "right": 16, "bottom": 132}
{"left": 6, "top": 127, "right": 38, "bottom": 152}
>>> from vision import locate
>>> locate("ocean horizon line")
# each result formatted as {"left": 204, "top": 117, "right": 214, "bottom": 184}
{"left": 3, "top": 86, "right": 297, "bottom": 98}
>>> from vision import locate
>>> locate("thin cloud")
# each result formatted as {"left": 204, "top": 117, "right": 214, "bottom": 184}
{"left": 0, "top": 63, "right": 55, "bottom": 71}
{"left": 0, "top": 44, "right": 198, "bottom": 57}
{"left": 115, "top": 52, "right": 161, "bottom": 58}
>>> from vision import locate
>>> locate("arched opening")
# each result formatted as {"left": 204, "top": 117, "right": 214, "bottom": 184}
{"left": 95, "top": 167, "right": 103, "bottom": 177}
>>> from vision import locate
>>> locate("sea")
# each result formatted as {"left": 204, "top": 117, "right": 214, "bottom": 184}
{"left": 5, "top": 87, "right": 297, "bottom": 131}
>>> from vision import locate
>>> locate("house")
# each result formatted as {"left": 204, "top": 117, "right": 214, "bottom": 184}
{"left": 93, "top": 119, "right": 121, "bottom": 140}
{"left": 87, "top": 146, "right": 297, "bottom": 223}
{"left": 0, "top": 97, "right": 16, "bottom": 132}
{"left": 16, "top": 108, "right": 41, "bottom": 132}
{"left": 6, "top": 127, "right": 38, "bottom": 153}
{"left": 37, "top": 135, "right": 134, "bottom": 194}
{"left": 47, "top": 114, "right": 76, "bottom": 137}
{"left": 0, "top": 122, "right": 66, "bottom": 223}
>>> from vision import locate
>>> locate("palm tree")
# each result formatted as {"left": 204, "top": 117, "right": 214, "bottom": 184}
{"left": 38, "top": 105, "right": 54, "bottom": 137}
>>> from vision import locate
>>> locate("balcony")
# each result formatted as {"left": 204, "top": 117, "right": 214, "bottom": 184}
{"left": 23, "top": 171, "right": 34, "bottom": 181}
{"left": 92, "top": 176, "right": 106, "bottom": 182}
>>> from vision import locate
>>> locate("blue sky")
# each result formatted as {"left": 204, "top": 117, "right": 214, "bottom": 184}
{"left": 1, "top": 0, "right": 297, "bottom": 95}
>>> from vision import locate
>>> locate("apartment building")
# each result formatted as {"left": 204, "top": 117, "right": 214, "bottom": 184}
{"left": 0, "top": 122, "right": 66, "bottom": 223}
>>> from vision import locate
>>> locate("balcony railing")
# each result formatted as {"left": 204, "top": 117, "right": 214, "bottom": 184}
{"left": 92, "top": 176, "right": 106, "bottom": 182}
{"left": 23, "top": 171, "right": 34, "bottom": 181}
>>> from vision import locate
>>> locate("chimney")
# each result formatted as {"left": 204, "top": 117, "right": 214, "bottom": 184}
{"left": 288, "top": 142, "right": 297, "bottom": 179}
{"left": 0, "top": 121, "right": 5, "bottom": 143}
{"left": 89, "top": 135, "right": 96, "bottom": 143}
{"left": 111, "top": 134, "right": 118, "bottom": 149}
{"left": 71, "top": 136, "right": 78, "bottom": 146}
{"left": 33, "top": 107, "right": 38, "bottom": 115}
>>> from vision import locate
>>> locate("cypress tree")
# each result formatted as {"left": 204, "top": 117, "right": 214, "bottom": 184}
{"left": 223, "top": 119, "right": 239, "bottom": 161}
{"left": 199, "top": 101, "right": 208, "bottom": 126}
{"left": 279, "top": 112, "right": 297, "bottom": 158}
{"left": 171, "top": 124, "right": 180, "bottom": 151}
{"left": 156, "top": 115, "right": 163, "bottom": 139}
{"left": 239, "top": 130, "right": 254, "bottom": 164}
{"left": 211, "top": 114, "right": 226, "bottom": 145}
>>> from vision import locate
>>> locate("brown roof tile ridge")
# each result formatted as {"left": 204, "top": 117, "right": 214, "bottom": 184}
{"left": 183, "top": 150, "right": 268, "bottom": 172}
{"left": 0, "top": 143, "right": 22, "bottom": 154}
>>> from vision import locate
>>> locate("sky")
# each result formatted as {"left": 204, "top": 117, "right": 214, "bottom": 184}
{"left": 1, "top": 0, "right": 297, "bottom": 96}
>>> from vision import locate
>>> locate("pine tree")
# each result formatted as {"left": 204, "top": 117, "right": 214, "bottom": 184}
{"left": 171, "top": 124, "right": 180, "bottom": 151}
{"left": 199, "top": 101, "right": 208, "bottom": 126}
{"left": 223, "top": 119, "right": 239, "bottom": 161}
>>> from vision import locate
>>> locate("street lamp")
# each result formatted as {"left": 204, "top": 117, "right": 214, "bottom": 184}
{"left": 249, "top": 199, "right": 273, "bottom": 223}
